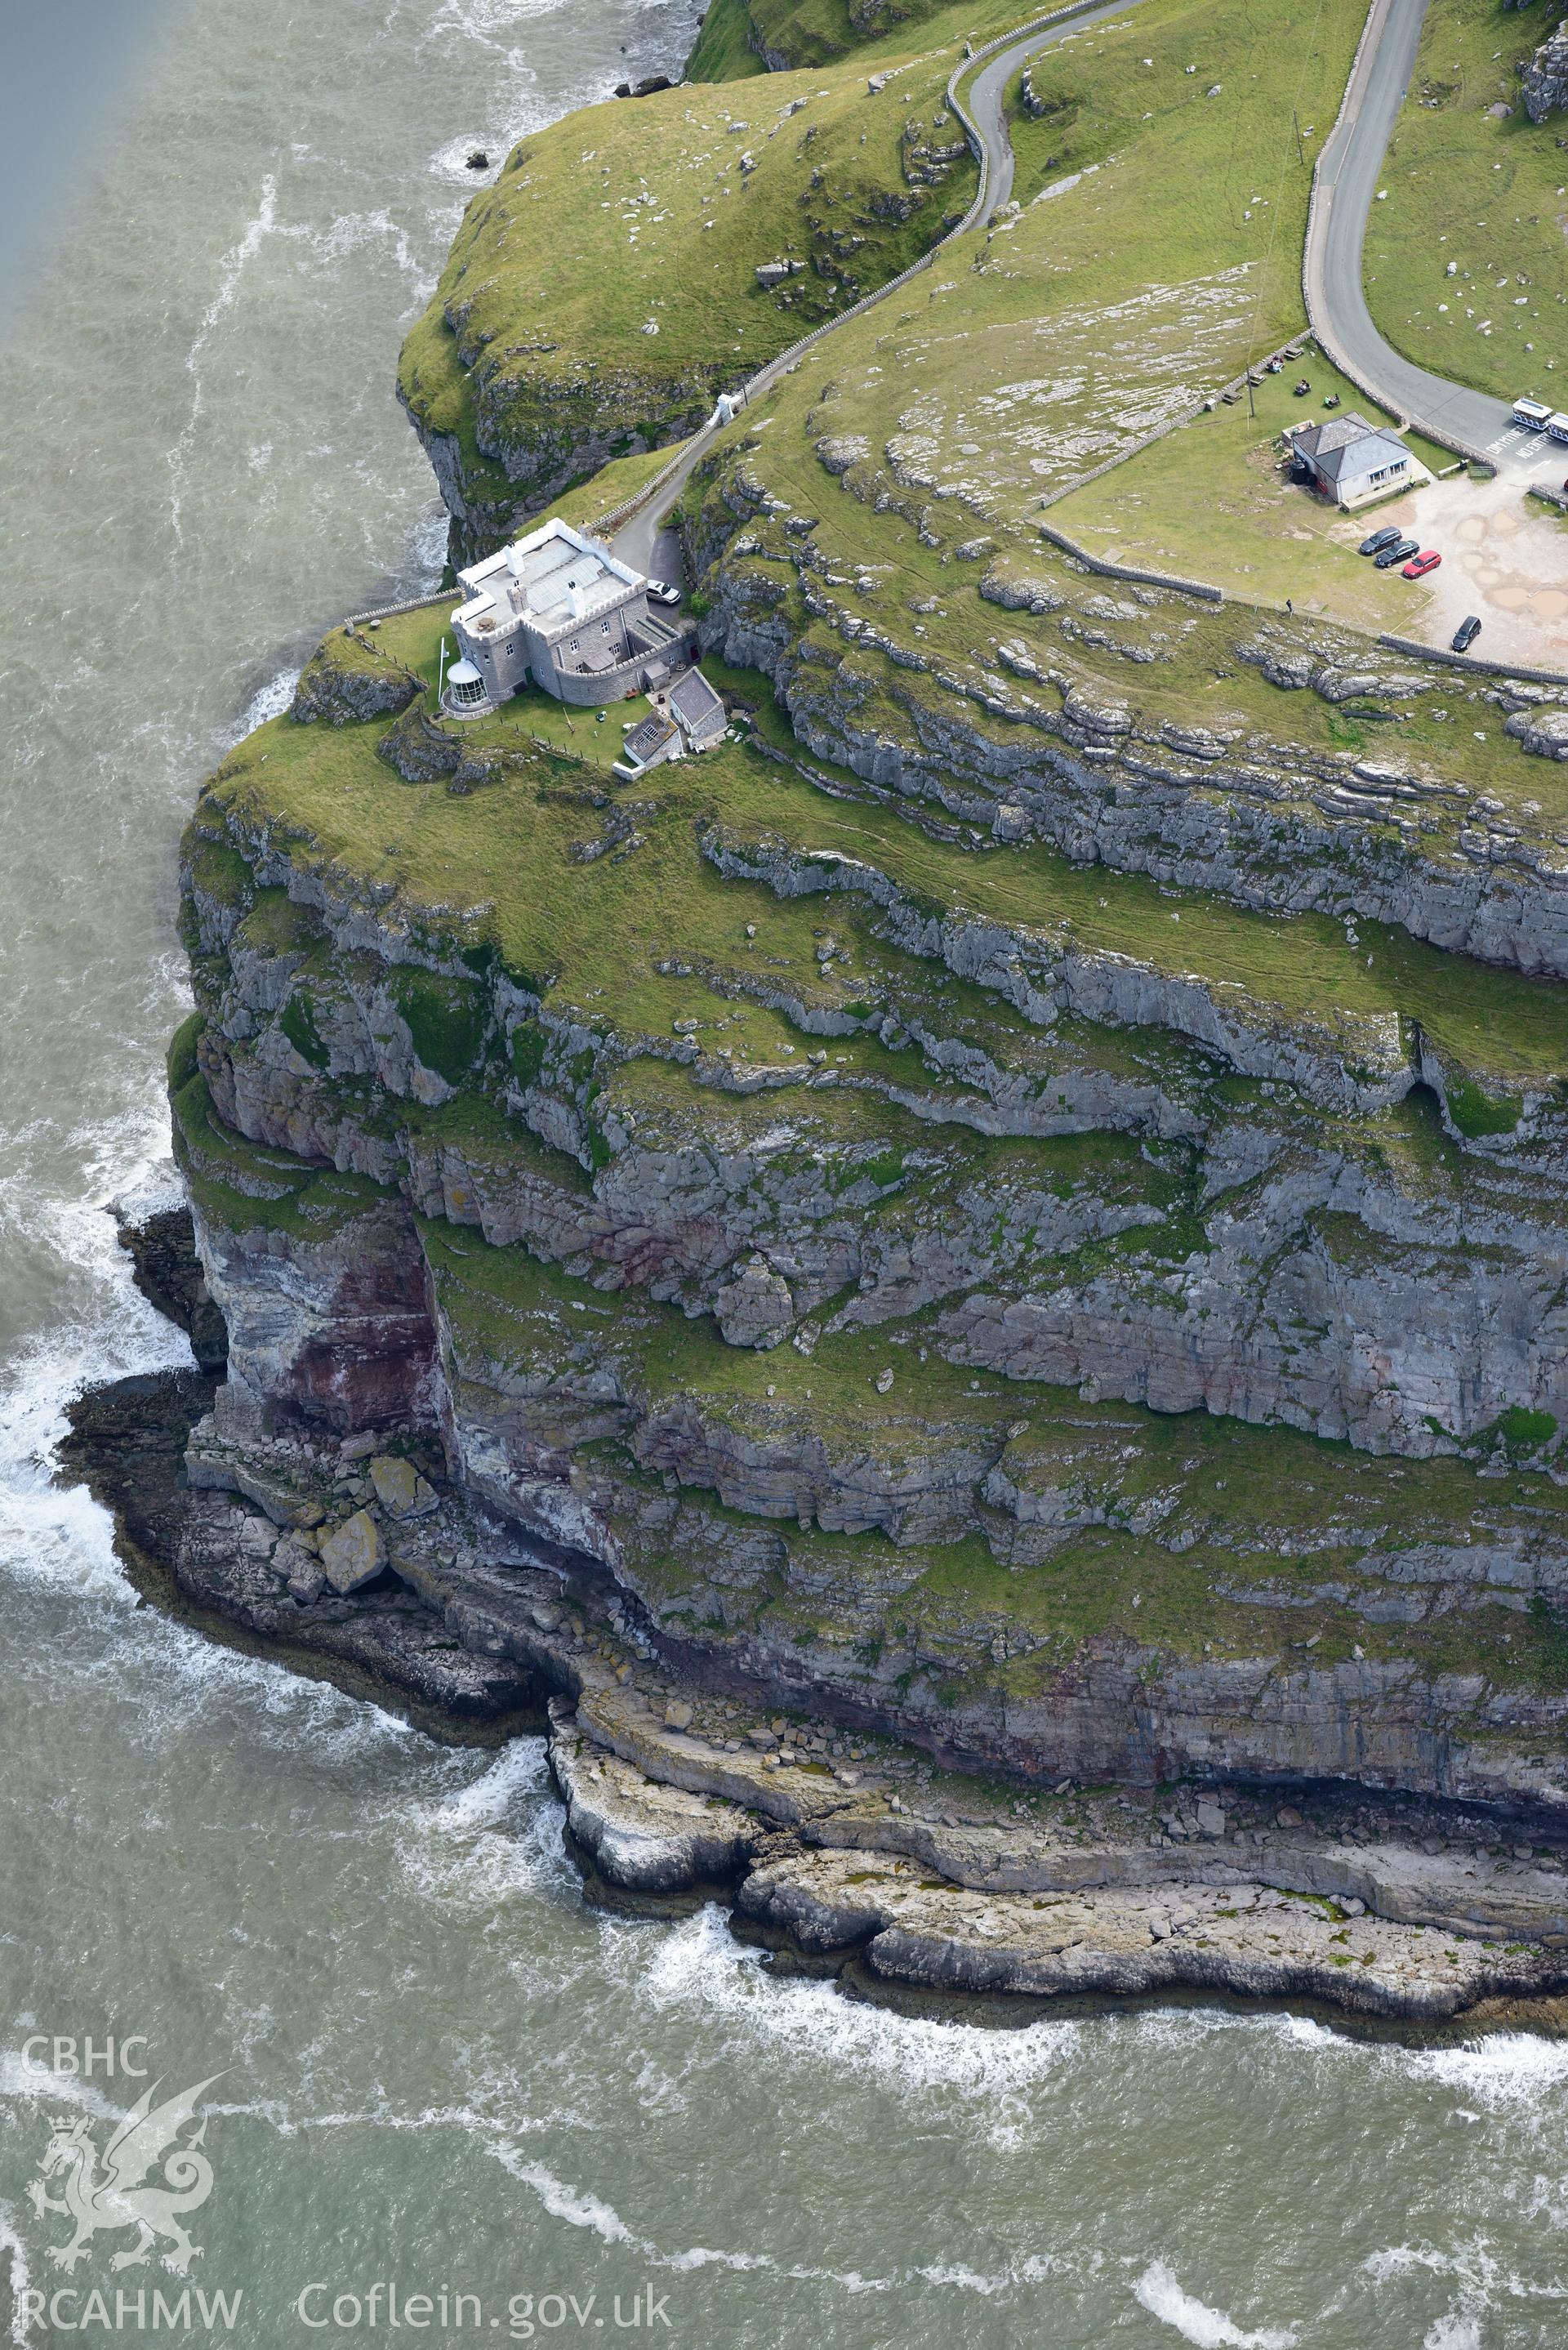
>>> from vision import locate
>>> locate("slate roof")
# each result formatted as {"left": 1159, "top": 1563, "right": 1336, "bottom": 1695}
{"left": 1289, "top": 412, "right": 1411, "bottom": 484}
{"left": 668, "top": 668, "right": 726, "bottom": 736}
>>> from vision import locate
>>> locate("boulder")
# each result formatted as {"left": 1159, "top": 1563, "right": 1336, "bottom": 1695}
{"left": 979, "top": 564, "right": 1062, "bottom": 614}
{"left": 318, "top": 1509, "right": 385, "bottom": 1594}
{"left": 368, "top": 1454, "right": 439, "bottom": 1518}
{"left": 715, "top": 1255, "right": 795, "bottom": 1349}
{"left": 1236, "top": 641, "right": 1314, "bottom": 689}
{"left": 1520, "top": 19, "right": 1568, "bottom": 121}
{"left": 813, "top": 435, "right": 869, "bottom": 475}
{"left": 1311, "top": 665, "right": 1382, "bottom": 704}
{"left": 1505, "top": 706, "right": 1568, "bottom": 760}
{"left": 1061, "top": 686, "right": 1132, "bottom": 734}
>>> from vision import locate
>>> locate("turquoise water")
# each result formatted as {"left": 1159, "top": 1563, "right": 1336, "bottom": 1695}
{"left": 0, "top": 2, "right": 1564, "bottom": 2343}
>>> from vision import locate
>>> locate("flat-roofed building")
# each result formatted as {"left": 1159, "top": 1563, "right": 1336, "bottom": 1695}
{"left": 445, "top": 518, "right": 692, "bottom": 711}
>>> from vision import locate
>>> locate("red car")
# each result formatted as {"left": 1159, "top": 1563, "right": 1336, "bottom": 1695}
{"left": 1401, "top": 549, "right": 1441, "bottom": 579}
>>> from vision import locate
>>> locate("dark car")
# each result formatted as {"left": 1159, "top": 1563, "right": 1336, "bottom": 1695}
{"left": 1451, "top": 614, "right": 1482, "bottom": 653}
{"left": 1359, "top": 524, "right": 1404, "bottom": 556}
{"left": 1374, "top": 537, "right": 1421, "bottom": 569}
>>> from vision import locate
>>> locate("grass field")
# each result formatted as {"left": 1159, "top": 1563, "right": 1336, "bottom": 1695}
{"left": 1362, "top": 0, "right": 1568, "bottom": 405}
{"left": 1053, "top": 348, "right": 1455, "bottom": 618}
{"left": 198, "top": 616, "right": 1568, "bottom": 1098}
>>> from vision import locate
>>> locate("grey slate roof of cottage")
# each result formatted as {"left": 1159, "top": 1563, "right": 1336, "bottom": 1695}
{"left": 1289, "top": 411, "right": 1411, "bottom": 482}
{"left": 668, "top": 668, "right": 725, "bottom": 734}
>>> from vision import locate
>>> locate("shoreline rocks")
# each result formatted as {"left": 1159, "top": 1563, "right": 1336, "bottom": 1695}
{"left": 54, "top": 1309, "right": 1568, "bottom": 2031}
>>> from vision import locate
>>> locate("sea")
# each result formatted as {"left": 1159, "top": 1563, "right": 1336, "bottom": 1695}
{"left": 0, "top": 1, "right": 1562, "bottom": 2343}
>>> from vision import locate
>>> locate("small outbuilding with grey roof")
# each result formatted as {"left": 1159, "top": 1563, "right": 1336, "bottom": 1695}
{"left": 1284, "top": 412, "right": 1429, "bottom": 509}
{"left": 612, "top": 711, "right": 679, "bottom": 780}
{"left": 665, "top": 667, "right": 727, "bottom": 752}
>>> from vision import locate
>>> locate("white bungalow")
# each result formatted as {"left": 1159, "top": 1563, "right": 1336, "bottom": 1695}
{"left": 1285, "top": 412, "right": 1430, "bottom": 509}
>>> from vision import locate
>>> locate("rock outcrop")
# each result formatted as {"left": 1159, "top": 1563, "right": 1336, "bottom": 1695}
{"left": 1520, "top": 19, "right": 1568, "bottom": 122}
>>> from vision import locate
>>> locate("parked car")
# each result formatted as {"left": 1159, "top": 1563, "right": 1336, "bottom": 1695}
{"left": 1401, "top": 549, "right": 1441, "bottom": 579}
{"left": 1374, "top": 537, "right": 1421, "bottom": 569}
{"left": 1451, "top": 614, "right": 1482, "bottom": 652}
{"left": 648, "top": 579, "right": 682, "bottom": 607}
{"left": 1359, "top": 524, "right": 1404, "bottom": 557}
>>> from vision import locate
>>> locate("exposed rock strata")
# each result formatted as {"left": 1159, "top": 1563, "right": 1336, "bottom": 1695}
{"left": 693, "top": 461, "right": 1568, "bottom": 978}
{"left": 59, "top": 1325, "right": 1568, "bottom": 2026}
{"left": 1520, "top": 18, "right": 1568, "bottom": 122}
{"left": 179, "top": 797, "right": 1568, "bottom": 1459}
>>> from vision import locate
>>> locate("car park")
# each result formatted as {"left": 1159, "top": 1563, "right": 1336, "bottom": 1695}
{"left": 1359, "top": 524, "right": 1403, "bottom": 557}
{"left": 1451, "top": 615, "right": 1482, "bottom": 652}
{"left": 1401, "top": 549, "right": 1441, "bottom": 580}
{"left": 648, "top": 579, "right": 682, "bottom": 606}
{"left": 1374, "top": 537, "right": 1420, "bottom": 569}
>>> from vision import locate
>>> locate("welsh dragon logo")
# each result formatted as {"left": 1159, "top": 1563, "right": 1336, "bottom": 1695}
{"left": 29, "top": 2077, "right": 221, "bottom": 2274}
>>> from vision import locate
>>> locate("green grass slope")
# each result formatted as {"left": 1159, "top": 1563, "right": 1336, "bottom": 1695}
{"left": 200, "top": 613, "right": 1568, "bottom": 1104}
{"left": 674, "top": 0, "right": 1370, "bottom": 547}
{"left": 399, "top": 44, "right": 976, "bottom": 556}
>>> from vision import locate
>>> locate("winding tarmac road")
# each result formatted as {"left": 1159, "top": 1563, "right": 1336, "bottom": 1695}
{"left": 611, "top": 0, "right": 1152, "bottom": 578}
{"left": 1305, "top": 0, "right": 1540, "bottom": 472}
{"left": 612, "top": 0, "right": 1545, "bottom": 582}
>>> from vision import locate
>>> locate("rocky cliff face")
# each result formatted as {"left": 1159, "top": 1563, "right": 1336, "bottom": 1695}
{"left": 690, "top": 454, "right": 1568, "bottom": 981}
{"left": 161, "top": 589, "right": 1568, "bottom": 1821}
{"left": 1520, "top": 19, "right": 1568, "bottom": 121}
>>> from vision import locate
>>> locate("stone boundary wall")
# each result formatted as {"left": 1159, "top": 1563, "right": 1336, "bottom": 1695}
{"left": 1036, "top": 521, "right": 1224, "bottom": 602}
{"left": 1378, "top": 631, "right": 1568, "bottom": 690}
{"left": 343, "top": 587, "right": 453, "bottom": 628}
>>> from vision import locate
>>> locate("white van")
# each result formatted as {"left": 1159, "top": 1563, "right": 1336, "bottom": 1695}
{"left": 1513, "top": 396, "right": 1553, "bottom": 430}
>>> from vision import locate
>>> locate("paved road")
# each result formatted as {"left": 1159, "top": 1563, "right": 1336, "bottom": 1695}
{"left": 615, "top": 0, "right": 1552, "bottom": 587}
{"left": 963, "top": 0, "right": 1147, "bottom": 219}
{"left": 610, "top": 0, "right": 1152, "bottom": 580}
{"left": 1306, "top": 0, "right": 1543, "bottom": 473}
